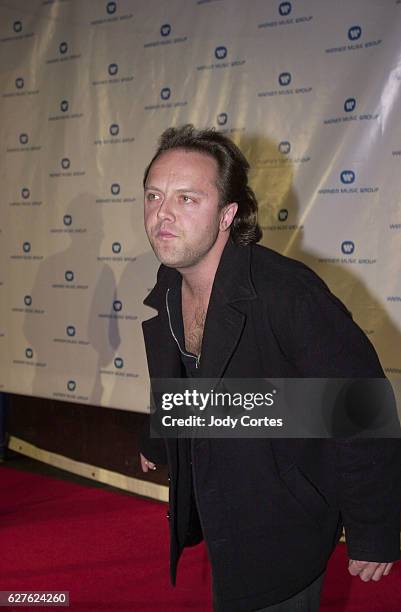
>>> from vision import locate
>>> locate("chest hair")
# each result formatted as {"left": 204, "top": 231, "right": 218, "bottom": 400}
{"left": 182, "top": 301, "right": 207, "bottom": 357}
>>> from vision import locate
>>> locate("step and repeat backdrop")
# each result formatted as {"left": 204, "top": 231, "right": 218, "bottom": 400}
{"left": 0, "top": 0, "right": 400, "bottom": 413}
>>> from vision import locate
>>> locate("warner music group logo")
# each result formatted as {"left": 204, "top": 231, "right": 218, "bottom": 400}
{"left": 12, "top": 347, "right": 46, "bottom": 368}
{"left": 261, "top": 207, "right": 304, "bottom": 232}
{"left": 11, "top": 294, "right": 45, "bottom": 315}
{"left": 197, "top": 45, "right": 245, "bottom": 71}
{"left": 144, "top": 23, "right": 188, "bottom": 48}
{"left": 258, "top": 2, "right": 313, "bottom": 28}
{"left": 2, "top": 76, "right": 39, "bottom": 98}
{"left": 99, "top": 355, "right": 139, "bottom": 379}
{"left": 6, "top": 133, "right": 41, "bottom": 154}
{"left": 9, "top": 187, "right": 42, "bottom": 208}
{"left": 46, "top": 40, "right": 81, "bottom": 64}
{"left": 48, "top": 99, "right": 84, "bottom": 121}
{"left": 341, "top": 240, "right": 355, "bottom": 255}
{"left": 144, "top": 87, "right": 188, "bottom": 111}
{"left": 51, "top": 270, "right": 89, "bottom": 291}
{"left": 53, "top": 324, "right": 90, "bottom": 346}
{"left": 318, "top": 170, "right": 379, "bottom": 195}
{"left": 254, "top": 141, "right": 310, "bottom": 167}
{"left": 323, "top": 97, "right": 379, "bottom": 125}
{"left": 98, "top": 299, "right": 138, "bottom": 321}
{"left": 217, "top": 112, "right": 228, "bottom": 126}
{"left": 318, "top": 241, "right": 376, "bottom": 266}
{"left": 215, "top": 113, "right": 245, "bottom": 135}
{"left": 97, "top": 242, "right": 136, "bottom": 263}
{"left": 94, "top": 122, "right": 135, "bottom": 146}
{"left": 258, "top": 72, "right": 312, "bottom": 98}
{"left": 10, "top": 242, "right": 44, "bottom": 261}
{"left": 49, "top": 157, "right": 86, "bottom": 178}
{"left": 326, "top": 25, "right": 382, "bottom": 53}
{"left": 90, "top": 2, "right": 133, "bottom": 26}
{"left": 92, "top": 62, "right": 134, "bottom": 86}
{"left": 53, "top": 379, "right": 89, "bottom": 402}
{"left": 95, "top": 183, "right": 136, "bottom": 204}
{"left": 0, "top": 20, "right": 34, "bottom": 43}
{"left": 49, "top": 211, "right": 87, "bottom": 235}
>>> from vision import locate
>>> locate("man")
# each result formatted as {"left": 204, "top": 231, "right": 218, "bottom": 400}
{"left": 139, "top": 125, "right": 401, "bottom": 611}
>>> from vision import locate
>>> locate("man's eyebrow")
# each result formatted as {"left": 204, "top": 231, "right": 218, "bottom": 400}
{"left": 176, "top": 188, "right": 208, "bottom": 196}
{"left": 144, "top": 185, "right": 208, "bottom": 196}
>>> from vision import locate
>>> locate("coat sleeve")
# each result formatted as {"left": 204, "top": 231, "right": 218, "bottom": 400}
{"left": 138, "top": 391, "right": 168, "bottom": 465}
{"left": 274, "top": 272, "right": 401, "bottom": 562}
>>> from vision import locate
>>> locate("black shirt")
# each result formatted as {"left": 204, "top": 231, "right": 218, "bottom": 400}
{"left": 166, "top": 284, "right": 203, "bottom": 548}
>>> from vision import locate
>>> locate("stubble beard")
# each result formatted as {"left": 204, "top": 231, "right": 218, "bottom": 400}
{"left": 148, "top": 226, "right": 220, "bottom": 270}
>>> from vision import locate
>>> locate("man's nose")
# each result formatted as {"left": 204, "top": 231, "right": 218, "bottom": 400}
{"left": 156, "top": 195, "right": 175, "bottom": 221}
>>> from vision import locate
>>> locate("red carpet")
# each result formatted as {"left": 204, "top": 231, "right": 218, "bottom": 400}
{"left": 0, "top": 465, "right": 400, "bottom": 611}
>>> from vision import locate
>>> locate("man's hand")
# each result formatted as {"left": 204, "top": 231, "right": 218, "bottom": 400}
{"left": 348, "top": 559, "right": 393, "bottom": 582}
{"left": 140, "top": 452, "right": 156, "bottom": 472}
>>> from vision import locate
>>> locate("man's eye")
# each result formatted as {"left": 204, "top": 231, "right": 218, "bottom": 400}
{"left": 146, "top": 193, "right": 158, "bottom": 201}
{"left": 181, "top": 195, "right": 193, "bottom": 203}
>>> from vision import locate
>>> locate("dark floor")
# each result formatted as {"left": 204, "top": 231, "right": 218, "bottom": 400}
{"left": 0, "top": 448, "right": 164, "bottom": 503}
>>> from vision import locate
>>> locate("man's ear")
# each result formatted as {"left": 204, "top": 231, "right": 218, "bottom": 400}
{"left": 220, "top": 202, "right": 238, "bottom": 231}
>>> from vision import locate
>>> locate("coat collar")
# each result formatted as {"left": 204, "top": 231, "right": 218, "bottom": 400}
{"left": 142, "top": 239, "right": 258, "bottom": 380}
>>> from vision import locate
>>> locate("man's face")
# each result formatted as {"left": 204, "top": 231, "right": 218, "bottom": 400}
{"left": 144, "top": 148, "right": 224, "bottom": 269}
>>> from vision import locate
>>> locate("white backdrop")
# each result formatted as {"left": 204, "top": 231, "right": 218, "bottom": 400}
{"left": 0, "top": 0, "right": 400, "bottom": 413}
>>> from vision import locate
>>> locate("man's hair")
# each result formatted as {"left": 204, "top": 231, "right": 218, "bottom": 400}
{"left": 143, "top": 124, "right": 262, "bottom": 246}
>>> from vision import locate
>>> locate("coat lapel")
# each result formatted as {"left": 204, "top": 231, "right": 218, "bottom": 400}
{"left": 142, "top": 315, "right": 182, "bottom": 380}
{"left": 198, "top": 304, "right": 246, "bottom": 379}
{"left": 142, "top": 266, "right": 182, "bottom": 380}
{"left": 199, "top": 239, "right": 257, "bottom": 379}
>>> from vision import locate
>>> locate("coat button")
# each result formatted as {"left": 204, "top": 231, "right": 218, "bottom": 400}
{"left": 166, "top": 511, "right": 171, "bottom": 520}
{"left": 167, "top": 473, "right": 171, "bottom": 482}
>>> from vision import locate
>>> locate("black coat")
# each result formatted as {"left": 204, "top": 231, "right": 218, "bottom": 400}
{"left": 140, "top": 239, "right": 401, "bottom": 612}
